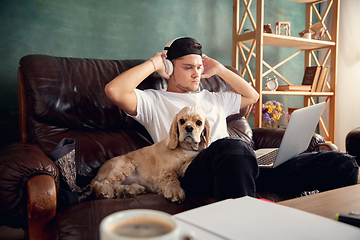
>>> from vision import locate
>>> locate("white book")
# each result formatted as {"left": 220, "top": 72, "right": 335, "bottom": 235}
{"left": 173, "top": 196, "right": 360, "bottom": 240}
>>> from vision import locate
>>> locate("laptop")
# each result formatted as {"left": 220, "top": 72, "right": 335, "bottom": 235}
{"left": 255, "top": 102, "right": 326, "bottom": 168}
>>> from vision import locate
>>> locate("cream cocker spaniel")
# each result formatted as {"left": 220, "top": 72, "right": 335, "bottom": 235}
{"left": 91, "top": 106, "right": 211, "bottom": 202}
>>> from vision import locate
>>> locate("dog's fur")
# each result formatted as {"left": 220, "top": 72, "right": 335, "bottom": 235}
{"left": 91, "top": 106, "right": 211, "bottom": 203}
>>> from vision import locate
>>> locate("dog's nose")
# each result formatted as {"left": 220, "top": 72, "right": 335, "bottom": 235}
{"left": 185, "top": 125, "right": 194, "bottom": 133}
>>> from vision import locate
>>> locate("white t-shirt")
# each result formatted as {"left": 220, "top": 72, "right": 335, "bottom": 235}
{"left": 130, "top": 89, "right": 242, "bottom": 143}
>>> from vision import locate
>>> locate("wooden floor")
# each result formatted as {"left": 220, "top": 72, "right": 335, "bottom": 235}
{"left": 0, "top": 226, "right": 25, "bottom": 240}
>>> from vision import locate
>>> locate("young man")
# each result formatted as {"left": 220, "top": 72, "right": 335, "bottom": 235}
{"left": 106, "top": 37, "right": 358, "bottom": 201}
{"left": 105, "top": 37, "right": 260, "bottom": 201}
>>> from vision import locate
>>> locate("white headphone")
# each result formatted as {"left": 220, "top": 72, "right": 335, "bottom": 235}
{"left": 162, "top": 58, "right": 174, "bottom": 76}
{"left": 162, "top": 38, "right": 181, "bottom": 76}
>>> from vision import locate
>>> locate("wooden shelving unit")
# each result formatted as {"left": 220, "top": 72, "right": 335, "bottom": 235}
{"left": 232, "top": 0, "right": 339, "bottom": 143}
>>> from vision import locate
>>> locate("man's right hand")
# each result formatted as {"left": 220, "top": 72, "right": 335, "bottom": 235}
{"left": 151, "top": 52, "right": 171, "bottom": 79}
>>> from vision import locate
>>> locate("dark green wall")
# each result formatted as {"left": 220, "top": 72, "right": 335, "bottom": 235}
{"left": 0, "top": 0, "right": 306, "bottom": 148}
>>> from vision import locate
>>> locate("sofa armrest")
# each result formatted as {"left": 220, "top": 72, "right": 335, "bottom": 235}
{"left": 346, "top": 127, "right": 360, "bottom": 164}
{"left": 27, "top": 174, "right": 57, "bottom": 240}
{"left": 0, "top": 142, "right": 59, "bottom": 229}
{"left": 252, "top": 128, "right": 335, "bottom": 152}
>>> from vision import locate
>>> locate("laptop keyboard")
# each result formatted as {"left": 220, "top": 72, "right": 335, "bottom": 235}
{"left": 257, "top": 149, "right": 279, "bottom": 166}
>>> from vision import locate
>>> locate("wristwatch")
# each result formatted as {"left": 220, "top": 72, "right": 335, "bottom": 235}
{"left": 265, "top": 77, "right": 278, "bottom": 91}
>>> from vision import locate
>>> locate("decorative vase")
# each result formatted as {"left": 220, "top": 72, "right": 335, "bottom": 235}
{"left": 262, "top": 120, "right": 279, "bottom": 128}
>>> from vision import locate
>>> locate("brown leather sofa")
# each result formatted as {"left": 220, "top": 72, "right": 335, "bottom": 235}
{"left": 0, "top": 55, "right": 337, "bottom": 240}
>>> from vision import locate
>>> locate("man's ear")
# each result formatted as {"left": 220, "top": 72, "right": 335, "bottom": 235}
{"left": 166, "top": 114, "right": 179, "bottom": 149}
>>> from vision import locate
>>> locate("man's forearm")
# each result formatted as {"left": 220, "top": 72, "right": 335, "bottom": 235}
{"left": 104, "top": 58, "right": 158, "bottom": 115}
{"left": 217, "top": 66, "right": 259, "bottom": 108}
{"left": 105, "top": 60, "right": 153, "bottom": 98}
{"left": 201, "top": 54, "right": 259, "bottom": 108}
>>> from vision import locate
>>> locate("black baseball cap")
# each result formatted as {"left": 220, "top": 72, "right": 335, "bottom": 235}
{"left": 164, "top": 37, "right": 202, "bottom": 60}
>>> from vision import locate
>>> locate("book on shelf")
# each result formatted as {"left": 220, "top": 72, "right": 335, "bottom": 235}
{"left": 315, "top": 67, "right": 329, "bottom": 92}
{"left": 302, "top": 66, "right": 322, "bottom": 92}
{"left": 276, "top": 66, "right": 322, "bottom": 92}
{"left": 277, "top": 85, "right": 311, "bottom": 91}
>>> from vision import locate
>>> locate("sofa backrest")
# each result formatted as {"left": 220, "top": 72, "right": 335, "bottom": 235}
{"left": 18, "top": 55, "right": 252, "bottom": 186}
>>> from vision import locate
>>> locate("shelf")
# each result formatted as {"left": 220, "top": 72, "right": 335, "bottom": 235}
{"left": 232, "top": 0, "right": 339, "bottom": 143}
{"left": 234, "top": 32, "right": 335, "bottom": 50}
{"left": 263, "top": 91, "right": 334, "bottom": 96}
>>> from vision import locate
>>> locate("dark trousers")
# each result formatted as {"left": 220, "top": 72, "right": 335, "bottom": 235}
{"left": 180, "top": 137, "right": 359, "bottom": 201}
{"left": 180, "top": 137, "right": 259, "bottom": 201}
{"left": 256, "top": 151, "right": 359, "bottom": 196}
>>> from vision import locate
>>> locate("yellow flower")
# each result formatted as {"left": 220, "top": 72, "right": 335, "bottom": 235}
{"left": 267, "top": 105, "right": 275, "bottom": 113}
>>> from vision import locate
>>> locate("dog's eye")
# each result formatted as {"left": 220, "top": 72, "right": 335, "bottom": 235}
{"left": 196, "top": 120, "right": 202, "bottom": 126}
{"left": 179, "top": 119, "right": 185, "bottom": 125}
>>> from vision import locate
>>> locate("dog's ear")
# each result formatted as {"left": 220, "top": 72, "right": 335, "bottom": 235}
{"left": 166, "top": 114, "right": 179, "bottom": 149}
{"left": 199, "top": 117, "right": 211, "bottom": 150}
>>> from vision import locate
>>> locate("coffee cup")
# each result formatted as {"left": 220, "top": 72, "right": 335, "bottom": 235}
{"left": 100, "top": 209, "right": 195, "bottom": 240}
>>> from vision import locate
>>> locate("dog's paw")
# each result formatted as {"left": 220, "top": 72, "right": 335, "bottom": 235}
{"left": 125, "top": 184, "right": 146, "bottom": 197}
{"left": 163, "top": 187, "right": 186, "bottom": 203}
{"left": 92, "top": 180, "right": 115, "bottom": 199}
{"left": 97, "top": 193, "right": 110, "bottom": 199}
{"left": 114, "top": 183, "right": 146, "bottom": 198}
